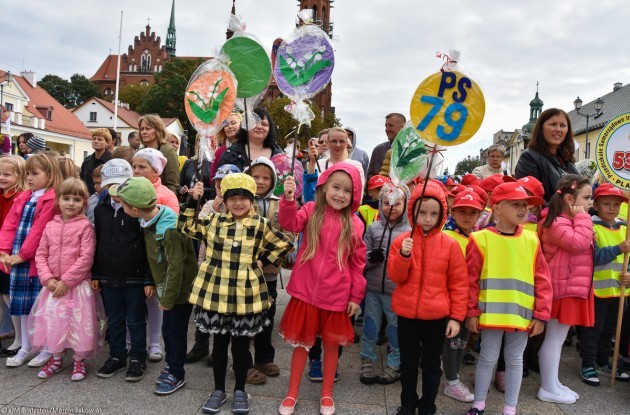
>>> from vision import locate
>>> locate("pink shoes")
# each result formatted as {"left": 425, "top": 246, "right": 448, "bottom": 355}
{"left": 278, "top": 397, "right": 297, "bottom": 415}
{"left": 320, "top": 396, "right": 335, "bottom": 415}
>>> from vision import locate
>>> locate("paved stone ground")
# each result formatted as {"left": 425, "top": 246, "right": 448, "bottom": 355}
{"left": 0, "top": 269, "right": 629, "bottom": 414}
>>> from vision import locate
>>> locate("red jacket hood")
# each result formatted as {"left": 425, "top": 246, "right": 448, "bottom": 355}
{"left": 407, "top": 181, "right": 448, "bottom": 231}
{"left": 316, "top": 162, "right": 363, "bottom": 212}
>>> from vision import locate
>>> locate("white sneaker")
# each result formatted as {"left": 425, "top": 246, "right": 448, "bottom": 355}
{"left": 444, "top": 379, "right": 474, "bottom": 402}
{"left": 148, "top": 347, "right": 163, "bottom": 362}
{"left": 557, "top": 382, "right": 579, "bottom": 400}
{"left": 6, "top": 349, "right": 34, "bottom": 367}
{"left": 537, "top": 387, "right": 576, "bottom": 404}
{"left": 28, "top": 351, "right": 52, "bottom": 367}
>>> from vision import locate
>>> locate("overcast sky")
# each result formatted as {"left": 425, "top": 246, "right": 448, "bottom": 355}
{"left": 3, "top": 0, "right": 630, "bottom": 172}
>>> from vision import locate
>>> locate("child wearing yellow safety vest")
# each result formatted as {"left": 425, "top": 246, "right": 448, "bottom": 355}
{"left": 465, "top": 182, "right": 552, "bottom": 415}
{"left": 441, "top": 188, "right": 484, "bottom": 403}
{"left": 579, "top": 183, "right": 630, "bottom": 386}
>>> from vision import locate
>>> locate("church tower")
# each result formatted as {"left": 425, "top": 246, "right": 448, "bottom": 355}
{"left": 165, "top": 0, "right": 176, "bottom": 57}
{"left": 226, "top": 0, "right": 237, "bottom": 40}
{"left": 298, "top": 0, "right": 334, "bottom": 39}
{"left": 522, "top": 83, "right": 543, "bottom": 133}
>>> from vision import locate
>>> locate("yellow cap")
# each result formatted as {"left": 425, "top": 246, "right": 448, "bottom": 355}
{"left": 220, "top": 173, "right": 257, "bottom": 200}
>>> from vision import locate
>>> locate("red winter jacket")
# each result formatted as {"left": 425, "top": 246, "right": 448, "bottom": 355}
{"left": 279, "top": 163, "right": 366, "bottom": 312}
{"left": 0, "top": 188, "right": 57, "bottom": 277}
{"left": 540, "top": 211, "right": 594, "bottom": 300}
{"left": 387, "top": 182, "right": 468, "bottom": 321}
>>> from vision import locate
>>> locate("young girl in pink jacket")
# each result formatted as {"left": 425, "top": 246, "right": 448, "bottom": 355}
{"left": 278, "top": 163, "right": 366, "bottom": 415}
{"left": 538, "top": 174, "right": 594, "bottom": 404}
{"left": 0, "top": 153, "right": 62, "bottom": 368}
{"left": 29, "top": 178, "right": 105, "bottom": 381}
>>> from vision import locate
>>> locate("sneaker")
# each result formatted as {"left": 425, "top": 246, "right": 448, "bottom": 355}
{"left": 580, "top": 366, "right": 600, "bottom": 386}
{"left": 537, "top": 387, "right": 576, "bottom": 404}
{"left": 494, "top": 370, "right": 505, "bottom": 393}
{"left": 232, "top": 390, "right": 250, "bottom": 414}
{"left": 37, "top": 357, "right": 63, "bottom": 379}
{"left": 359, "top": 358, "right": 376, "bottom": 385}
{"left": 154, "top": 373, "right": 186, "bottom": 396}
{"left": 156, "top": 365, "right": 170, "bottom": 384}
{"left": 202, "top": 390, "right": 227, "bottom": 414}
{"left": 125, "top": 359, "right": 146, "bottom": 382}
{"left": 443, "top": 379, "right": 474, "bottom": 402}
{"left": 597, "top": 363, "right": 630, "bottom": 382}
{"left": 465, "top": 408, "right": 485, "bottom": 415}
{"left": 71, "top": 360, "right": 88, "bottom": 381}
{"left": 394, "top": 407, "right": 415, "bottom": 415}
{"left": 462, "top": 352, "right": 477, "bottom": 365}
{"left": 375, "top": 366, "right": 400, "bottom": 385}
{"left": 97, "top": 357, "right": 126, "bottom": 378}
{"left": 308, "top": 359, "right": 323, "bottom": 382}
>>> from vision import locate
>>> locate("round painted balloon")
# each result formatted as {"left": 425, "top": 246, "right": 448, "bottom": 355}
{"left": 273, "top": 26, "right": 334, "bottom": 100}
{"left": 271, "top": 153, "right": 304, "bottom": 199}
{"left": 595, "top": 112, "right": 630, "bottom": 190}
{"left": 409, "top": 70, "right": 485, "bottom": 147}
{"left": 185, "top": 60, "right": 237, "bottom": 136}
{"left": 221, "top": 36, "right": 271, "bottom": 98}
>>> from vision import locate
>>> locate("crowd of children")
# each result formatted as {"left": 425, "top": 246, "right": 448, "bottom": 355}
{"left": 0, "top": 127, "right": 628, "bottom": 415}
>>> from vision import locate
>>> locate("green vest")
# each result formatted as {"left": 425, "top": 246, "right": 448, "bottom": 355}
{"left": 593, "top": 223, "right": 630, "bottom": 298}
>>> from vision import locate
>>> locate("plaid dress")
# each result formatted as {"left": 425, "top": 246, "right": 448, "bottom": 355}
{"left": 10, "top": 200, "right": 42, "bottom": 315}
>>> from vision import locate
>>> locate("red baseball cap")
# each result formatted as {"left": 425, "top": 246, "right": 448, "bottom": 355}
{"left": 368, "top": 175, "right": 389, "bottom": 191}
{"left": 447, "top": 184, "right": 467, "bottom": 197}
{"left": 469, "top": 184, "right": 489, "bottom": 206}
{"left": 445, "top": 177, "right": 456, "bottom": 187}
{"left": 594, "top": 183, "right": 629, "bottom": 202}
{"left": 452, "top": 188, "right": 485, "bottom": 211}
{"left": 490, "top": 182, "right": 544, "bottom": 206}
{"left": 461, "top": 174, "right": 479, "bottom": 186}
{"left": 479, "top": 174, "right": 516, "bottom": 193}
{"left": 518, "top": 176, "right": 545, "bottom": 199}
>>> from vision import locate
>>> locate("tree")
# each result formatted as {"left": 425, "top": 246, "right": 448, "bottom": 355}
{"left": 119, "top": 84, "right": 152, "bottom": 111}
{"left": 261, "top": 96, "right": 340, "bottom": 149}
{"left": 39, "top": 74, "right": 101, "bottom": 108}
{"left": 454, "top": 155, "right": 481, "bottom": 176}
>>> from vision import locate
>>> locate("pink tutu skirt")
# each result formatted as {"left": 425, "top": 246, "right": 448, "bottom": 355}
{"left": 28, "top": 280, "right": 107, "bottom": 359}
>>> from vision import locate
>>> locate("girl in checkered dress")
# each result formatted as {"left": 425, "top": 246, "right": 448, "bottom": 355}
{"left": 0, "top": 153, "right": 62, "bottom": 368}
{"left": 179, "top": 173, "right": 293, "bottom": 414}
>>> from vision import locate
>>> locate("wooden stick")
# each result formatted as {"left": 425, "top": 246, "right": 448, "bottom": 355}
{"left": 611, "top": 193, "right": 630, "bottom": 385}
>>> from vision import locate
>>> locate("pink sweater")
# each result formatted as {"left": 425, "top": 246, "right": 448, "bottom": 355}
{"left": 540, "top": 212, "right": 594, "bottom": 300}
{"left": 35, "top": 215, "right": 96, "bottom": 288}
{"left": 153, "top": 177, "right": 180, "bottom": 214}
{"left": 0, "top": 188, "right": 57, "bottom": 277}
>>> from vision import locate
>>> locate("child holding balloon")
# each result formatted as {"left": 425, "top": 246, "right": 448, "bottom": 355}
{"left": 277, "top": 163, "right": 366, "bottom": 415}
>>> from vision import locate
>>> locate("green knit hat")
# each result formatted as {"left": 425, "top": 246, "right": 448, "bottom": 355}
{"left": 109, "top": 177, "right": 157, "bottom": 209}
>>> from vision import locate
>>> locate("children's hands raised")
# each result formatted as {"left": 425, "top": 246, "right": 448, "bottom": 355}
{"left": 145, "top": 286, "right": 155, "bottom": 298}
{"left": 401, "top": 238, "right": 413, "bottom": 256}
{"left": 52, "top": 281, "right": 68, "bottom": 298}
{"left": 569, "top": 204, "right": 586, "bottom": 216}
{"left": 620, "top": 272, "right": 630, "bottom": 286}
{"left": 346, "top": 301, "right": 360, "bottom": 317}
{"left": 445, "top": 319, "right": 460, "bottom": 338}
{"left": 465, "top": 316, "right": 479, "bottom": 333}
{"left": 284, "top": 176, "right": 296, "bottom": 201}
{"left": 618, "top": 240, "right": 630, "bottom": 253}
{"left": 528, "top": 318, "right": 545, "bottom": 337}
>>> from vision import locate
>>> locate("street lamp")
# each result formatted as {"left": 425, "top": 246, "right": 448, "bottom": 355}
{"left": 574, "top": 96, "right": 604, "bottom": 160}
{"left": 0, "top": 71, "right": 12, "bottom": 136}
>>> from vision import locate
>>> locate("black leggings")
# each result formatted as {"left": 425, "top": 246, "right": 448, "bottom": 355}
{"left": 212, "top": 333, "right": 249, "bottom": 392}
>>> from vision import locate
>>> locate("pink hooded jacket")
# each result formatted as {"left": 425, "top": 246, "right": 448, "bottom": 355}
{"left": 279, "top": 163, "right": 367, "bottom": 312}
{"left": 35, "top": 214, "right": 96, "bottom": 288}
{"left": 0, "top": 188, "right": 57, "bottom": 277}
{"left": 153, "top": 177, "right": 180, "bottom": 214}
{"left": 540, "top": 211, "right": 594, "bottom": 300}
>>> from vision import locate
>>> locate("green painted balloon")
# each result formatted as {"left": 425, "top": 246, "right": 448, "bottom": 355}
{"left": 221, "top": 37, "right": 271, "bottom": 98}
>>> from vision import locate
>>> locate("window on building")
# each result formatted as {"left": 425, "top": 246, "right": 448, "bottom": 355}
{"left": 140, "top": 80, "right": 149, "bottom": 87}
{"left": 89, "top": 112, "right": 97, "bottom": 122}
{"left": 141, "top": 49, "right": 152, "bottom": 72}
{"left": 104, "top": 88, "right": 113, "bottom": 97}
{"left": 46, "top": 109, "right": 52, "bottom": 120}
{"left": 5, "top": 103, "right": 13, "bottom": 111}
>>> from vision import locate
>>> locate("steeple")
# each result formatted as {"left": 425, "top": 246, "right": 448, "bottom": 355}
{"left": 166, "top": 0, "right": 176, "bottom": 57}
{"left": 522, "top": 82, "right": 544, "bottom": 133}
{"left": 226, "top": 0, "right": 236, "bottom": 40}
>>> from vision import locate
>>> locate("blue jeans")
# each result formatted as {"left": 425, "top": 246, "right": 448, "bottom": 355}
{"left": 360, "top": 291, "right": 399, "bottom": 369}
{"left": 102, "top": 285, "right": 147, "bottom": 361}
{"left": 163, "top": 302, "right": 193, "bottom": 379}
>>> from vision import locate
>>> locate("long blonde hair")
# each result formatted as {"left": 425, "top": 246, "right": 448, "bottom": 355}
{"left": 0, "top": 155, "right": 27, "bottom": 194}
{"left": 301, "top": 175, "right": 356, "bottom": 269}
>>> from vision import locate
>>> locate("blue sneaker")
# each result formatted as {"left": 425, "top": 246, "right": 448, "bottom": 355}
{"left": 308, "top": 359, "right": 323, "bottom": 382}
{"left": 202, "top": 390, "right": 227, "bottom": 414}
{"left": 155, "top": 365, "right": 170, "bottom": 384}
{"left": 154, "top": 373, "right": 186, "bottom": 396}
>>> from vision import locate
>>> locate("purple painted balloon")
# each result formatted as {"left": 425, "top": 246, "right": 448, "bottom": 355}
{"left": 273, "top": 29, "right": 335, "bottom": 100}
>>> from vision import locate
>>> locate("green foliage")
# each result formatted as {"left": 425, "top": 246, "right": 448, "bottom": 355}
{"left": 39, "top": 74, "right": 102, "bottom": 108}
{"left": 118, "top": 84, "right": 152, "bottom": 111}
{"left": 454, "top": 155, "right": 481, "bottom": 176}
{"left": 261, "top": 97, "right": 340, "bottom": 148}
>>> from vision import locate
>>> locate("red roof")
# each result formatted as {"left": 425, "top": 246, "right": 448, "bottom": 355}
{"left": 90, "top": 55, "right": 118, "bottom": 82}
{"left": 5, "top": 71, "right": 92, "bottom": 140}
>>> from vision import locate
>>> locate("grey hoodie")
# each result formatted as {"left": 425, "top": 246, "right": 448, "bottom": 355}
{"left": 345, "top": 126, "right": 370, "bottom": 178}
{"left": 363, "top": 186, "right": 411, "bottom": 295}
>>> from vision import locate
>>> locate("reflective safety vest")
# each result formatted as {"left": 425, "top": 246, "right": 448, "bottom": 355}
{"left": 443, "top": 229, "right": 469, "bottom": 255}
{"left": 471, "top": 229, "right": 538, "bottom": 330}
{"left": 358, "top": 205, "right": 379, "bottom": 228}
{"left": 620, "top": 202, "right": 628, "bottom": 222}
{"left": 593, "top": 223, "right": 630, "bottom": 298}
{"left": 523, "top": 222, "right": 538, "bottom": 234}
